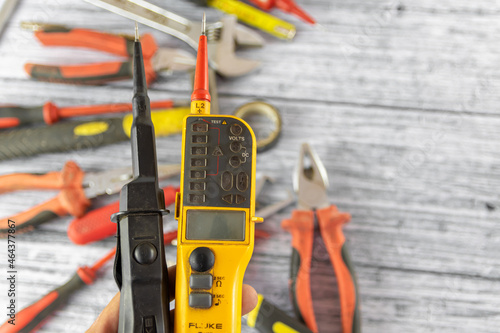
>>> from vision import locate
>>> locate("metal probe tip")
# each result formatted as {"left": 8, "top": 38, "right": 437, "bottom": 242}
{"left": 134, "top": 22, "right": 139, "bottom": 41}
{"left": 201, "top": 12, "right": 206, "bottom": 35}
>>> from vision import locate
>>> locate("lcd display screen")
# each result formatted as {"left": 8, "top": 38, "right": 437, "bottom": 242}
{"left": 186, "top": 210, "right": 246, "bottom": 241}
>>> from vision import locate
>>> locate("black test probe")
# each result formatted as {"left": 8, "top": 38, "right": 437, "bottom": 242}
{"left": 112, "top": 24, "right": 171, "bottom": 333}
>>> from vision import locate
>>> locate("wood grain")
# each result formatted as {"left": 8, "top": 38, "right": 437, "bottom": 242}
{"left": 0, "top": 0, "right": 499, "bottom": 332}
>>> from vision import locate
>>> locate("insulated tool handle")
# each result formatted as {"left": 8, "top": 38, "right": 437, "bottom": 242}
{"left": 24, "top": 59, "right": 156, "bottom": 85}
{"left": 0, "top": 100, "right": 175, "bottom": 129}
{"left": 247, "top": 0, "right": 274, "bottom": 10}
{"left": 34, "top": 29, "right": 158, "bottom": 59}
{"left": 281, "top": 207, "right": 359, "bottom": 333}
{"left": 0, "top": 171, "right": 63, "bottom": 193}
{"left": 281, "top": 210, "right": 316, "bottom": 331}
{"left": 0, "top": 118, "right": 128, "bottom": 160}
{"left": 0, "top": 269, "right": 94, "bottom": 333}
{"left": 0, "top": 105, "right": 45, "bottom": 129}
{"left": 0, "top": 161, "right": 90, "bottom": 236}
{"left": 68, "top": 186, "right": 179, "bottom": 245}
{"left": 58, "top": 100, "right": 176, "bottom": 119}
{"left": 316, "top": 205, "right": 360, "bottom": 333}
{"left": 206, "top": 0, "right": 296, "bottom": 40}
{"left": 247, "top": 294, "right": 313, "bottom": 333}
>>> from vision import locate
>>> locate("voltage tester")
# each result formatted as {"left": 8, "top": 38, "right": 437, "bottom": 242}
{"left": 174, "top": 14, "right": 263, "bottom": 333}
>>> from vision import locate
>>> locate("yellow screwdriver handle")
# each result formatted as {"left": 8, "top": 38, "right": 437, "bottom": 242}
{"left": 207, "top": 0, "right": 296, "bottom": 40}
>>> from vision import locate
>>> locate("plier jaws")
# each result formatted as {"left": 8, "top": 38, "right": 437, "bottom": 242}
{"left": 294, "top": 143, "right": 330, "bottom": 210}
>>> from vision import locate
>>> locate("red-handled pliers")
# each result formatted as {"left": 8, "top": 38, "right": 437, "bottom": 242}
{"left": 281, "top": 143, "right": 361, "bottom": 333}
{"left": 22, "top": 22, "right": 195, "bottom": 85}
{"left": 0, "top": 162, "right": 180, "bottom": 236}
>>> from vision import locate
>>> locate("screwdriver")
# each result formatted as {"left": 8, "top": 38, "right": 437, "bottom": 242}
{"left": 0, "top": 231, "right": 178, "bottom": 333}
{"left": 248, "top": 0, "right": 316, "bottom": 25}
{"left": 196, "top": 0, "right": 296, "bottom": 40}
{"left": 0, "top": 100, "right": 182, "bottom": 129}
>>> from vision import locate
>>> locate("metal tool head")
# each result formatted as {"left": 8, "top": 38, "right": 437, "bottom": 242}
{"left": 83, "top": 164, "right": 181, "bottom": 199}
{"left": 294, "top": 143, "right": 330, "bottom": 210}
{"left": 84, "top": 0, "right": 264, "bottom": 77}
{"left": 152, "top": 48, "right": 196, "bottom": 72}
{"left": 208, "top": 15, "right": 261, "bottom": 77}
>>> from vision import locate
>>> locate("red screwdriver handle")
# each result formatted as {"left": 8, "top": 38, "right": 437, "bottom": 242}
{"left": 25, "top": 59, "right": 156, "bottom": 86}
{"left": 68, "top": 186, "right": 179, "bottom": 245}
{"left": 34, "top": 29, "right": 158, "bottom": 59}
{"left": 281, "top": 210, "right": 317, "bottom": 331}
{"left": 317, "top": 205, "right": 360, "bottom": 333}
{"left": 0, "top": 267, "right": 95, "bottom": 333}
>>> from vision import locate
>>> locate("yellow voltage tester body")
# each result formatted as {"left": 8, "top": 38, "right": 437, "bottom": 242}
{"left": 174, "top": 100, "right": 261, "bottom": 332}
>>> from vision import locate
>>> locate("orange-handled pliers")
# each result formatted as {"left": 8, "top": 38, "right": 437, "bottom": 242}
{"left": 281, "top": 143, "right": 361, "bottom": 333}
{"left": 0, "top": 161, "right": 181, "bottom": 236}
{"left": 22, "top": 22, "right": 195, "bottom": 85}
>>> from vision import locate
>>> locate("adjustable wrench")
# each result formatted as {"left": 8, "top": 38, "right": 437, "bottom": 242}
{"left": 85, "top": 0, "right": 264, "bottom": 77}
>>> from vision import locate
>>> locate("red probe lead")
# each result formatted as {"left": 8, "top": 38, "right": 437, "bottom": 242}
{"left": 191, "top": 13, "right": 211, "bottom": 114}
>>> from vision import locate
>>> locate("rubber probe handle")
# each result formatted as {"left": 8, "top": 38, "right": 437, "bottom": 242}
{"left": 25, "top": 59, "right": 156, "bottom": 86}
{"left": 0, "top": 268, "right": 95, "bottom": 333}
{"left": 0, "top": 161, "right": 90, "bottom": 237}
{"left": 246, "top": 294, "right": 313, "bottom": 333}
{"left": 281, "top": 206, "right": 360, "bottom": 333}
{"left": 68, "top": 186, "right": 179, "bottom": 245}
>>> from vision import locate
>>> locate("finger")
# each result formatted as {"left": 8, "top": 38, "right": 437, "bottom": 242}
{"left": 241, "top": 284, "right": 258, "bottom": 315}
{"left": 86, "top": 292, "right": 120, "bottom": 333}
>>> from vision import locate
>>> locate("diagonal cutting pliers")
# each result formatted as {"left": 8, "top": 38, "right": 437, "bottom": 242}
{"left": 0, "top": 161, "right": 180, "bottom": 236}
{"left": 281, "top": 143, "right": 361, "bottom": 333}
{"left": 22, "top": 22, "right": 195, "bottom": 85}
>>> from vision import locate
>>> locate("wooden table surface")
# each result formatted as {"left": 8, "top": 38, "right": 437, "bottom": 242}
{"left": 0, "top": 0, "right": 499, "bottom": 332}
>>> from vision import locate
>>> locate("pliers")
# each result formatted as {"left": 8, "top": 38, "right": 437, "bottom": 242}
{"left": 22, "top": 22, "right": 195, "bottom": 85}
{"left": 281, "top": 143, "right": 361, "bottom": 333}
{"left": 0, "top": 161, "right": 180, "bottom": 235}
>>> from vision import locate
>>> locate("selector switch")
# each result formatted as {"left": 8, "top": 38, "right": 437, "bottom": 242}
{"left": 189, "top": 247, "right": 215, "bottom": 272}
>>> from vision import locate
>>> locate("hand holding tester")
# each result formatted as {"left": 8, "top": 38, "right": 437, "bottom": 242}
{"left": 175, "top": 14, "right": 262, "bottom": 333}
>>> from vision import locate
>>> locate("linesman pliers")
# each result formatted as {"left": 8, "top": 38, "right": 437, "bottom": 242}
{"left": 281, "top": 143, "right": 361, "bottom": 333}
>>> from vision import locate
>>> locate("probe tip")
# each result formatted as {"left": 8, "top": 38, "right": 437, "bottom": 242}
{"left": 202, "top": 12, "right": 206, "bottom": 36}
{"left": 135, "top": 22, "right": 139, "bottom": 41}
